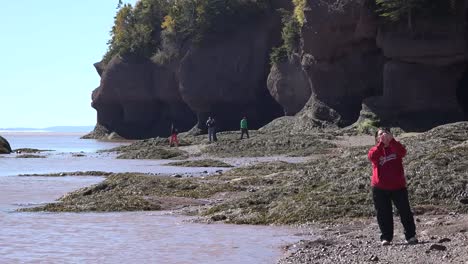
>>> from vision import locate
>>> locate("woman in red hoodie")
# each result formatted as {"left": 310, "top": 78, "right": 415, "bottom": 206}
{"left": 368, "top": 128, "right": 417, "bottom": 246}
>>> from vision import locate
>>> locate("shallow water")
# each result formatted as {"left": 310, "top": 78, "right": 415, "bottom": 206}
{"left": 0, "top": 133, "right": 309, "bottom": 263}
{"left": 0, "top": 133, "right": 224, "bottom": 177}
{"left": 1, "top": 132, "right": 126, "bottom": 153}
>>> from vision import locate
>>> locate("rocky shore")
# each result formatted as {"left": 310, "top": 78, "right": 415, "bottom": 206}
{"left": 280, "top": 214, "right": 468, "bottom": 264}
{"left": 22, "top": 121, "right": 468, "bottom": 262}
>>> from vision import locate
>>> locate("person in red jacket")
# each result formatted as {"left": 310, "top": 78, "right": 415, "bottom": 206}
{"left": 169, "top": 126, "right": 179, "bottom": 147}
{"left": 368, "top": 128, "right": 418, "bottom": 246}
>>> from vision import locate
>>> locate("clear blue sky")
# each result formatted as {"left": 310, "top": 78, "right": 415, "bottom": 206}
{"left": 0, "top": 0, "right": 136, "bottom": 128}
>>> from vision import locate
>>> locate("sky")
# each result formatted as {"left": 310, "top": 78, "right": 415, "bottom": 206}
{"left": 0, "top": 0, "right": 136, "bottom": 128}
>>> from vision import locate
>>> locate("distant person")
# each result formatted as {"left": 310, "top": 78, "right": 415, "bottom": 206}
{"left": 240, "top": 116, "right": 249, "bottom": 139}
{"left": 206, "top": 117, "right": 217, "bottom": 142}
{"left": 169, "top": 126, "right": 179, "bottom": 147}
{"left": 368, "top": 128, "right": 417, "bottom": 246}
{"left": 212, "top": 118, "right": 218, "bottom": 142}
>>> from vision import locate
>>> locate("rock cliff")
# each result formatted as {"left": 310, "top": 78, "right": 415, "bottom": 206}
{"left": 267, "top": 0, "right": 468, "bottom": 130}
{"left": 365, "top": 14, "right": 468, "bottom": 130}
{"left": 91, "top": 55, "right": 196, "bottom": 139}
{"left": 88, "top": 0, "right": 468, "bottom": 139}
{"left": 89, "top": 1, "right": 284, "bottom": 138}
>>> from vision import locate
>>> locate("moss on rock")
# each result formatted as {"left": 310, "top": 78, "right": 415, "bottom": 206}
{"left": 16, "top": 154, "right": 46, "bottom": 159}
{"left": 166, "top": 159, "right": 233, "bottom": 167}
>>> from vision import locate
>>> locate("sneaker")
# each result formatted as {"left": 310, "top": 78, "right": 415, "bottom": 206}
{"left": 381, "top": 240, "right": 391, "bottom": 246}
{"left": 406, "top": 237, "right": 418, "bottom": 244}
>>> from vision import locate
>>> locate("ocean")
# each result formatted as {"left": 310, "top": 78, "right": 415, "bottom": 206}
{"left": 0, "top": 132, "right": 307, "bottom": 263}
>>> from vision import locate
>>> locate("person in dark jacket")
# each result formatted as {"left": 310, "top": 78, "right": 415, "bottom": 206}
{"left": 206, "top": 117, "right": 217, "bottom": 142}
{"left": 368, "top": 128, "right": 418, "bottom": 246}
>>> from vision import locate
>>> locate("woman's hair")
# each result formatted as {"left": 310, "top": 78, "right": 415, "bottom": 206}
{"left": 374, "top": 129, "right": 380, "bottom": 144}
{"left": 374, "top": 127, "right": 390, "bottom": 144}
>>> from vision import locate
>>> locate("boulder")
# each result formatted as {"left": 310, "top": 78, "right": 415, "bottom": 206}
{"left": 81, "top": 123, "right": 109, "bottom": 140}
{"left": 0, "top": 135, "right": 12, "bottom": 154}
{"left": 267, "top": 54, "right": 311, "bottom": 116}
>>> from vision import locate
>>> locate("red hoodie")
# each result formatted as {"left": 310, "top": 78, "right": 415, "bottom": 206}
{"left": 368, "top": 138, "right": 407, "bottom": 190}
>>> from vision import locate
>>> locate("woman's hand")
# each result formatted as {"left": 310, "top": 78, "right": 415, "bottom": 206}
{"left": 381, "top": 132, "right": 393, "bottom": 145}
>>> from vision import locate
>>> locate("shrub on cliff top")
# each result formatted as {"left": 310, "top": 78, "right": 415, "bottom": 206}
{"left": 153, "top": 0, "right": 269, "bottom": 64}
{"left": 103, "top": 0, "right": 168, "bottom": 63}
{"left": 105, "top": 0, "right": 268, "bottom": 64}
{"left": 376, "top": 0, "right": 459, "bottom": 30}
{"left": 292, "top": 0, "right": 306, "bottom": 26}
{"left": 270, "top": 9, "right": 301, "bottom": 65}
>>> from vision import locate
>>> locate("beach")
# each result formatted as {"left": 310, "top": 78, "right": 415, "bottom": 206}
{"left": 0, "top": 132, "right": 310, "bottom": 263}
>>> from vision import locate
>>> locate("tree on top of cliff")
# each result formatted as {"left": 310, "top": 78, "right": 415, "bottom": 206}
{"left": 104, "top": 0, "right": 269, "bottom": 65}
{"left": 270, "top": 8, "right": 301, "bottom": 65}
{"left": 376, "top": 0, "right": 460, "bottom": 31}
{"left": 153, "top": 0, "right": 269, "bottom": 64}
{"left": 104, "top": 0, "right": 169, "bottom": 63}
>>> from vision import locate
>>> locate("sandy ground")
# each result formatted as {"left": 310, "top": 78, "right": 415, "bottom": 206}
{"left": 280, "top": 214, "right": 468, "bottom": 264}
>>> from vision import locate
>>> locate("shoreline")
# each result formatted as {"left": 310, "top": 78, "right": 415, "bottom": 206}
{"left": 5, "top": 122, "right": 468, "bottom": 263}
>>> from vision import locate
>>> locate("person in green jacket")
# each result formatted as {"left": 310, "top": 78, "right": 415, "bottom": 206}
{"left": 240, "top": 116, "right": 249, "bottom": 139}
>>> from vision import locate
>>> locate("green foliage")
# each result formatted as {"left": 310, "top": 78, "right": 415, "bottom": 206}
{"left": 152, "top": 30, "right": 180, "bottom": 64}
{"left": 376, "top": 0, "right": 456, "bottom": 28}
{"left": 292, "top": 0, "right": 306, "bottom": 26}
{"left": 356, "top": 119, "right": 380, "bottom": 135}
{"left": 270, "top": 9, "right": 301, "bottom": 65}
{"left": 164, "top": 0, "right": 268, "bottom": 43}
{"left": 195, "top": 0, "right": 268, "bottom": 39}
{"left": 153, "top": 0, "right": 268, "bottom": 63}
{"left": 103, "top": 0, "right": 169, "bottom": 63}
{"left": 105, "top": 0, "right": 268, "bottom": 64}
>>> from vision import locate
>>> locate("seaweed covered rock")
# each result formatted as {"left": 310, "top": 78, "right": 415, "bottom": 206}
{"left": 23, "top": 173, "right": 237, "bottom": 212}
{"left": 22, "top": 122, "right": 468, "bottom": 222}
{"left": 81, "top": 123, "right": 110, "bottom": 139}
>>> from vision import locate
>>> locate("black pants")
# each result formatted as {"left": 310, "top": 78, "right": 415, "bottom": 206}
{"left": 240, "top": 128, "right": 249, "bottom": 139}
{"left": 372, "top": 187, "right": 416, "bottom": 241}
{"left": 208, "top": 128, "right": 217, "bottom": 142}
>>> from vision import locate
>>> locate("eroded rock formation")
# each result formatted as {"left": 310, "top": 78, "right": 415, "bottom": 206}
{"left": 90, "top": 5, "right": 284, "bottom": 138}
{"left": 267, "top": 54, "right": 311, "bottom": 116}
{"left": 89, "top": 0, "right": 468, "bottom": 138}
{"left": 268, "top": 0, "right": 383, "bottom": 125}
{"left": 267, "top": 0, "right": 468, "bottom": 130}
{"left": 364, "top": 16, "right": 468, "bottom": 130}
{"left": 92, "top": 55, "right": 195, "bottom": 139}
{"left": 178, "top": 15, "right": 283, "bottom": 131}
